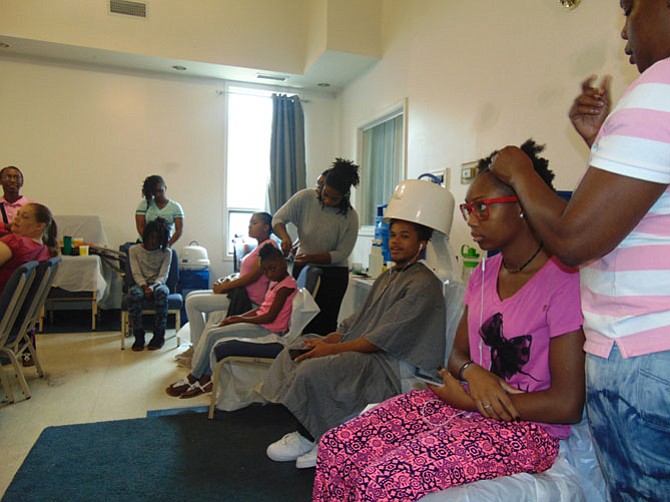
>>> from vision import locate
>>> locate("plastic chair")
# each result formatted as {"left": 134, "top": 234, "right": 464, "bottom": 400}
{"left": 207, "top": 265, "right": 322, "bottom": 418}
{"left": 0, "top": 261, "right": 39, "bottom": 404}
{"left": 1, "top": 257, "right": 61, "bottom": 403}
{"left": 119, "top": 243, "right": 183, "bottom": 350}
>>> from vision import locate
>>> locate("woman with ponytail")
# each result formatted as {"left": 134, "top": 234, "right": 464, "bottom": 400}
{"left": 0, "top": 202, "right": 58, "bottom": 292}
{"left": 273, "top": 158, "right": 360, "bottom": 335}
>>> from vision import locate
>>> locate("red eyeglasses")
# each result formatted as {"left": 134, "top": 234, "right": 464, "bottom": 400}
{"left": 459, "top": 195, "right": 519, "bottom": 221}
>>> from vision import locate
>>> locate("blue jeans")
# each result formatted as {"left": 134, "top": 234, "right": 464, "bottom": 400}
{"left": 191, "top": 323, "right": 274, "bottom": 378}
{"left": 128, "top": 284, "right": 169, "bottom": 337}
{"left": 586, "top": 345, "right": 670, "bottom": 501}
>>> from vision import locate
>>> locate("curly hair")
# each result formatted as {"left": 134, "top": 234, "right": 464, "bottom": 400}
{"left": 258, "top": 242, "right": 285, "bottom": 262}
{"left": 143, "top": 217, "right": 171, "bottom": 250}
{"left": 478, "top": 139, "right": 555, "bottom": 193}
{"left": 319, "top": 158, "right": 360, "bottom": 215}
{"left": 141, "top": 175, "right": 166, "bottom": 201}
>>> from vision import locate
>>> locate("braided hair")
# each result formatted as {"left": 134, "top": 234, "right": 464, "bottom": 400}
{"left": 143, "top": 217, "right": 171, "bottom": 250}
{"left": 141, "top": 175, "right": 166, "bottom": 202}
{"left": 319, "top": 158, "right": 360, "bottom": 215}
{"left": 258, "top": 242, "right": 285, "bottom": 262}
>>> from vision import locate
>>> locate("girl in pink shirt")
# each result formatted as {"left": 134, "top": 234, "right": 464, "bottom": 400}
{"left": 313, "top": 141, "right": 585, "bottom": 501}
{"left": 166, "top": 243, "right": 296, "bottom": 399}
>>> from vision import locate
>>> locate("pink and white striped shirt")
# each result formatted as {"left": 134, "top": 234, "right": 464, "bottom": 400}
{"left": 581, "top": 57, "right": 670, "bottom": 359}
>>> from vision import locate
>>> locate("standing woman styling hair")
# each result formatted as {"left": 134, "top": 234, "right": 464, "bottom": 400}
{"left": 489, "top": 2, "right": 670, "bottom": 497}
{"left": 135, "top": 175, "right": 184, "bottom": 246}
{"left": 273, "top": 158, "right": 360, "bottom": 335}
{"left": 0, "top": 202, "right": 58, "bottom": 292}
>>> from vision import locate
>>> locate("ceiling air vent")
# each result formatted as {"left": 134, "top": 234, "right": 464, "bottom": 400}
{"left": 109, "top": 0, "right": 147, "bottom": 18}
{"left": 256, "top": 74, "right": 288, "bottom": 82}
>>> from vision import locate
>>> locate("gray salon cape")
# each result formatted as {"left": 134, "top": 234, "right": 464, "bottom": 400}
{"left": 260, "top": 262, "right": 446, "bottom": 439}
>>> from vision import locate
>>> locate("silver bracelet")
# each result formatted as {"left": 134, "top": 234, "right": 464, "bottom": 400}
{"left": 458, "top": 360, "right": 475, "bottom": 381}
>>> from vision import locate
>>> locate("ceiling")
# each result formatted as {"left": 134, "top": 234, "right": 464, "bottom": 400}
{"left": 0, "top": 34, "right": 379, "bottom": 94}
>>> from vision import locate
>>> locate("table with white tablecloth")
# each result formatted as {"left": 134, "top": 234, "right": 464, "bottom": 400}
{"left": 45, "top": 255, "right": 108, "bottom": 330}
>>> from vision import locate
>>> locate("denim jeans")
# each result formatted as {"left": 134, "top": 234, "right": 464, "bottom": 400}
{"left": 128, "top": 284, "right": 169, "bottom": 336}
{"left": 586, "top": 345, "right": 670, "bottom": 501}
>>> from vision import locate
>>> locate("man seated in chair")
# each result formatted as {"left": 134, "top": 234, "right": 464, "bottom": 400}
{"left": 165, "top": 244, "right": 296, "bottom": 399}
{"left": 261, "top": 216, "right": 447, "bottom": 469}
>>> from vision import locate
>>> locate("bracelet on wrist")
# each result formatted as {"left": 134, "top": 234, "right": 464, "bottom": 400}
{"left": 458, "top": 360, "right": 475, "bottom": 381}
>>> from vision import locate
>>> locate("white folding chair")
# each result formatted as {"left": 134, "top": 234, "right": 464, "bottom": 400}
{"left": 207, "top": 265, "right": 322, "bottom": 419}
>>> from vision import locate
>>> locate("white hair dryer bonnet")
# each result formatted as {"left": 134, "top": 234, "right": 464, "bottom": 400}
{"left": 181, "top": 241, "right": 210, "bottom": 269}
{"left": 383, "top": 179, "right": 459, "bottom": 284}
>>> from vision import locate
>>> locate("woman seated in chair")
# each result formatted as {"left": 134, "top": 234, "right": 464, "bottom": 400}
{"left": 127, "top": 217, "right": 172, "bottom": 351}
{"left": 178, "top": 212, "right": 278, "bottom": 364}
{"left": 166, "top": 243, "right": 296, "bottom": 398}
{"left": 312, "top": 140, "right": 585, "bottom": 501}
{"left": 0, "top": 202, "right": 58, "bottom": 292}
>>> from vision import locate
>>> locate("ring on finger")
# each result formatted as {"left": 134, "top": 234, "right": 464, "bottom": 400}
{"left": 483, "top": 403, "right": 491, "bottom": 409}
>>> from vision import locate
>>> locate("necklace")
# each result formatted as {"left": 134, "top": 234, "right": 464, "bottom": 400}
{"left": 503, "top": 243, "right": 543, "bottom": 273}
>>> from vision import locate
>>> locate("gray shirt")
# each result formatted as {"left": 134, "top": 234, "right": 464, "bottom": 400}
{"left": 261, "top": 262, "right": 446, "bottom": 439}
{"left": 273, "top": 188, "right": 359, "bottom": 267}
{"left": 129, "top": 244, "right": 171, "bottom": 289}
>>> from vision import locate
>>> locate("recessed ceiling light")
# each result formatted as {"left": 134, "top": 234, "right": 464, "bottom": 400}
{"left": 172, "top": 65, "right": 187, "bottom": 71}
{"left": 317, "top": 83, "right": 331, "bottom": 87}
{"left": 0, "top": 42, "right": 10, "bottom": 49}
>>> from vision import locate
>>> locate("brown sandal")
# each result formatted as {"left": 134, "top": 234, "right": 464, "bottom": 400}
{"left": 165, "top": 377, "right": 194, "bottom": 397}
{"left": 179, "top": 380, "right": 213, "bottom": 399}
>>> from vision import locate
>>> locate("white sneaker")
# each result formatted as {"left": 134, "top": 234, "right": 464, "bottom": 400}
{"left": 295, "top": 444, "right": 318, "bottom": 469}
{"left": 266, "top": 432, "right": 314, "bottom": 462}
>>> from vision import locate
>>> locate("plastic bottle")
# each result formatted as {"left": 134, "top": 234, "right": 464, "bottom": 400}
{"left": 368, "top": 239, "right": 384, "bottom": 279}
{"left": 460, "top": 244, "right": 481, "bottom": 283}
{"left": 374, "top": 205, "right": 391, "bottom": 262}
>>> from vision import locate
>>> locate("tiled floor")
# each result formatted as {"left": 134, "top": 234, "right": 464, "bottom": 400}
{"left": 0, "top": 328, "right": 205, "bottom": 496}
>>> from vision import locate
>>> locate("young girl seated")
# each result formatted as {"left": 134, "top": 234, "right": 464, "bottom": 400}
{"left": 178, "top": 212, "right": 277, "bottom": 362}
{"left": 127, "top": 217, "right": 172, "bottom": 351}
{"left": 165, "top": 243, "right": 297, "bottom": 399}
{"left": 312, "top": 140, "right": 585, "bottom": 501}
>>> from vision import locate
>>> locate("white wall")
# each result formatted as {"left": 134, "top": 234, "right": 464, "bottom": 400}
{"left": 338, "top": 0, "right": 639, "bottom": 269}
{"left": 0, "top": 57, "right": 337, "bottom": 281}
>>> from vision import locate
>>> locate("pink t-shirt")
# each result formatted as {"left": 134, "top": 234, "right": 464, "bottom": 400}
{"left": 0, "top": 233, "right": 50, "bottom": 292}
{"left": 464, "top": 254, "right": 583, "bottom": 439}
{"left": 582, "top": 57, "right": 670, "bottom": 359}
{"left": 257, "top": 274, "right": 297, "bottom": 334}
{"left": 0, "top": 195, "right": 30, "bottom": 224}
{"left": 241, "top": 238, "right": 278, "bottom": 305}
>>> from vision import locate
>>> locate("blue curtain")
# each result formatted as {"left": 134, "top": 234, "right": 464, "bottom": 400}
{"left": 268, "top": 94, "right": 306, "bottom": 213}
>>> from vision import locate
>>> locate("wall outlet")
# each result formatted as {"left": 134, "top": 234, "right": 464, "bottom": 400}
{"left": 461, "top": 166, "right": 475, "bottom": 184}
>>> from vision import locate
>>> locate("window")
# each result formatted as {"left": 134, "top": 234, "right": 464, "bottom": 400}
{"left": 225, "top": 87, "right": 273, "bottom": 254}
{"left": 359, "top": 109, "right": 405, "bottom": 226}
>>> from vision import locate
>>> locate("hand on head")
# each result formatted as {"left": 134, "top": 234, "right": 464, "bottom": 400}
{"left": 488, "top": 146, "right": 534, "bottom": 189}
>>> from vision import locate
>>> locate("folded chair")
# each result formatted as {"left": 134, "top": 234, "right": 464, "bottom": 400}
{"left": 208, "top": 265, "right": 322, "bottom": 419}
{"left": 1, "top": 257, "right": 61, "bottom": 403}
{"left": 0, "top": 261, "right": 39, "bottom": 404}
{"left": 119, "top": 243, "right": 182, "bottom": 349}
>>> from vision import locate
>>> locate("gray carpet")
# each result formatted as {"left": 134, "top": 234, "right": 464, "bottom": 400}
{"left": 4, "top": 405, "right": 315, "bottom": 501}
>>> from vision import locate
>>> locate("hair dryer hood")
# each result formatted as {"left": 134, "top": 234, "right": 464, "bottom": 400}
{"left": 383, "top": 179, "right": 455, "bottom": 236}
